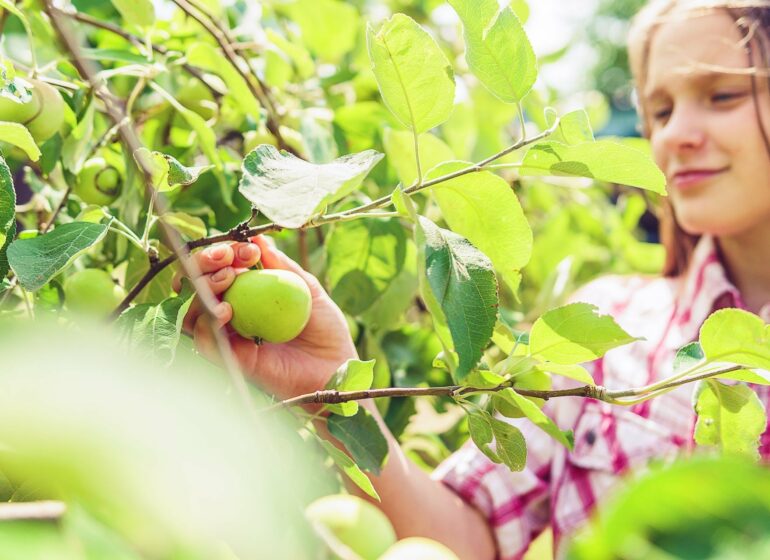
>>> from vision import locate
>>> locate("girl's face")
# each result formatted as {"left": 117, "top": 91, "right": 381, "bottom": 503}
{"left": 644, "top": 11, "right": 770, "bottom": 237}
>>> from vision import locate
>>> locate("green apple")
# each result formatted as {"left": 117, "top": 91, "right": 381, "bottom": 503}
{"left": 74, "top": 158, "right": 123, "bottom": 206}
{"left": 379, "top": 537, "right": 460, "bottom": 560}
{"left": 24, "top": 79, "right": 65, "bottom": 142}
{"left": 305, "top": 494, "right": 396, "bottom": 560}
{"left": 0, "top": 79, "right": 65, "bottom": 142}
{"left": 64, "top": 269, "right": 125, "bottom": 317}
{"left": 0, "top": 81, "right": 40, "bottom": 124}
{"left": 494, "top": 369, "right": 552, "bottom": 418}
{"left": 223, "top": 269, "right": 312, "bottom": 343}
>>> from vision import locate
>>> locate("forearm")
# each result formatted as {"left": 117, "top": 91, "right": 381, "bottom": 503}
{"left": 315, "top": 400, "right": 497, "bottom": 560}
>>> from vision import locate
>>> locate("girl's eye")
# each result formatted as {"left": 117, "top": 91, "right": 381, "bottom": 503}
{"left": 712, "top": 92, "right": 746, "bottom": 103}
{"left": 652, "top": 108, "right": 671, "bottom": 121}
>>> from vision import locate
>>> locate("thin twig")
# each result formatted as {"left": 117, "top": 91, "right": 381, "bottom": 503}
{"left": 169, "top": 0, "right": 291, "bottom": 153}
{"left": 113, "top": 121, "right": 559, "bottom": 312}
{"left": 268, "top": 364, "right": 749, "bottom": 411}
{"left": 69, "top": 10, "right": 223, "bottom": 100}
{"left": 0, "top": 501, "right": 65, "bottom": 521}
{"left": 41, "top": 185, "right": 72, "bottom": 234}
{"left": 44, "top": 1, "right": 257, "bottom": 419}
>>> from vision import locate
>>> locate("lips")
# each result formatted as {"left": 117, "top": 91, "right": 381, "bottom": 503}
{"left": 670, "top": 167, "right": 728, "bottom": 189}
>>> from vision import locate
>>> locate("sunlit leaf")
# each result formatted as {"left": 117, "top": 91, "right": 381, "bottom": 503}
{"left": 7, "top": 221, "right": 110, "bottom": 291}
{"left": 239, "top": 145, "right": 383, "bottom": 228}
{"left": 694, "top": 380, "right": 766, "bottom": 458}
{"left": 367, "top": 14, "right": 455, "bottom": 133}
{"left": 520, "top": 140, "right": 667, "bottom": 195}
{"left": 529, "top": 303, "right": 640, "bottom": 364}
{"left": 419, "top": 217, "right": 498, "bottom": 381}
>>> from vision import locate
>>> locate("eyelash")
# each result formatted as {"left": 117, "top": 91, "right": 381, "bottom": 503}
{"left": 650, "top": 92, "right": 747, "bottom": 122}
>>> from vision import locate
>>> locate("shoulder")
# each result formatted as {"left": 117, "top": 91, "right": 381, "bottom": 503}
{"left": 567, "top": 273, "right": 680, "bottom": 335}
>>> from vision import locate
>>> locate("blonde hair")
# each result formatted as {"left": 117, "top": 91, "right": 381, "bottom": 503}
{"left": 628, "top": 0, "right": 770, "bottom": 276}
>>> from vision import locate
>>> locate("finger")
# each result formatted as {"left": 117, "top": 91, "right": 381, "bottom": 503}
{"left": 183, "top": 294, "right": 232, "bottom": 334}
{"left": 173, "top": 244, "right": 235, "bottom": 292}
{"left": 191, "top": 302, "right": 233, "bottom": 360}
{"left": 230, "top": 241, "right": 261, "bottom": 269}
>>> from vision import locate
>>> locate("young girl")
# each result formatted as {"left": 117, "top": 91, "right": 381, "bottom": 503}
{"left": 177, "top": 1, "right": 770, "bottom": 558}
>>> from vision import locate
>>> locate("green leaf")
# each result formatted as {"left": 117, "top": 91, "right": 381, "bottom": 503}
{"left": 284, "top": 0, "right": 359, "bottom": 62}
{"left": 496, "top": 388, "right": 572, "bottom": 448}
{"left": 319, "top": 439, "right": 379, "bottom": 501}
{"left": 699, "top": 308, "right": 770, "bottom": 371}
{"left": 324, "top": 359, "right": 376, "bottom": 417}
{"left": 7, "top": 221, "right": 110, "bottom": 291}
{"left": 694, "top": 380, "right": 766, "bottom": 458}
{"left": 396, "top": 189, "right": 456, "bottom": 371}
{"left": 449, "top": 0, "right": 536, "bottom": 103}
{"left": 117, "top": 290, "right": 194, "bottom": 365}
{"left": 187, "top": 43, "right": 261, "bottom": 119}
{"left": 489, "top": 416, "right": 527, "bottom": 471}
{"left": 239, "top": 145, "right": 383, "bottom": 228}
{"left": 0, "top": 155, "right": 14, "bottom": 278}
{"left": 326, "top": 217, "right": 407, "bottom": 316}
{"left": 367, "top": 14, "right": 455, "bottom": 133}
{"left": 327, "top": 408, "right": 389, "bottom": 475}
{"left": 150, "top": 84, "right": 230, "bottom": 207}
{"left": 134, "top": 148, "right": 213, "bottom": 192}
{"left": 359, "top": 238, "right": 419, "bottom": 332}
{"left": 0, "top": 122, "right": 40, "bottom": 160}
{"left": 536, "top": 362, "right": 595, "bottom": 385}
{"left": 158, "top": 212, "right": 207, "bottom": 241}
{"left": 80, "top": 47, "right": 151, "bottom": 65}
{"left": 462, "top": 369, "right": 505, "bottom": 389}
{"left": 529, "top": 302, "right": 640, "bottom": 365}
{"left": 550, "top": 110, "right": 595, "bottom": 145}
{"left": 427, "top": 161, "right": 532, "bottom": 295}
{"left": 673, "top": 341, "right": 705, "bottom": 373}
{"left": 383, "top": 129, "right": 454, "bottom": 187}
{"left": 111, "top": 0, "right": 155, "bottom": 27}
{"left": 468, "top": 410, "right": 500, "bottom": 464}
{"left": 266, "top": 29, "right": 315, "bottom": 80}
{"left": 419, "top": 217, "right": 498, "bottom": 381}
{"left": 520, "top": 140, "right": 667, "bottom": 195}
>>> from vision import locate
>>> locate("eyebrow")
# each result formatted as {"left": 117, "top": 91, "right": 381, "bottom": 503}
{"left": 643, "top": 70, "right": 749, "bottom": 102}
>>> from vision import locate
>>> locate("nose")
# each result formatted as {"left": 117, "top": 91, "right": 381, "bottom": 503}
{"left": 656, "top": 103, "right": 707, "bottom": 155}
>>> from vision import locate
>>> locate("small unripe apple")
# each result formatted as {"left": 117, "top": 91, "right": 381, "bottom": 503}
{"left": 223, "top": 269, "right": 312, "bottom": 343}
{"left": 494, "top": 369, "right": 552, "bottom": 418}
{"left": 0, "top": 79, "right": 66, "bottom": 142}
{"left": 0, "top": 83, "right": 40, "bottom": 124}
{"left": 74, "top": 158, "right": 123, "bottom": 206}
{"left": 64, "top": 269, "right": 125, "bottom": 317}
{"left": 305, "top": 494, "right": 396, "bottom": 560}
{"left": 24, "top": 79, "right": 65, "bottom": 142}
{"left": 379, "top": 537, "right": 460, "bottom": 560}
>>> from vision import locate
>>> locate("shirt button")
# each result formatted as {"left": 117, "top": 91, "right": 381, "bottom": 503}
{"left": 584, "top": 430, "right": 597, "bottom": 445}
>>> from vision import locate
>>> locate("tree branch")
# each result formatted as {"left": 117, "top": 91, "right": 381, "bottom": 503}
{"left": 112, "top": 119, "right": 557, "bottom": 312}
{"left": 68, "top": 10, "right": 223, "bottom": 101}
{"left": 0, "top": 501, "right": 65, "bottom": 522}
{"left": 169, "top": 0, "right": 290, "bottom": 153}
{"left": 44, "top": 1, "right": 257, "bottom": 419}
{"left": 268, "top": 364, "right": 749, "bottom": 412}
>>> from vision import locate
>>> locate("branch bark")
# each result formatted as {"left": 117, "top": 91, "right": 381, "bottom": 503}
{"left": 268, "top": 364, "right": 748, "bottom": 412}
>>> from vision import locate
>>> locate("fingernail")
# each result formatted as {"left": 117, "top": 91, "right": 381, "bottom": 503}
{"left": 216, "top": 302, "right": 230, "bottom": 319}
{"left": 238, "top": 244, "right": 255, "bottom": 260}
{"left": 209, "top": 245, "right": 227, "bottom": 260}
{"left": 212, "top": 267, "right": 230, "bottom": 282}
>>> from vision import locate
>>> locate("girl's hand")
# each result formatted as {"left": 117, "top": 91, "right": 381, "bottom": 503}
{"left": 174, "top": 236, "right": 358, "bottom": 400}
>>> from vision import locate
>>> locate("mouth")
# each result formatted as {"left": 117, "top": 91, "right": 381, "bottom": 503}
{"left": 670, "top": 167, "right": 728, "bottom": 189}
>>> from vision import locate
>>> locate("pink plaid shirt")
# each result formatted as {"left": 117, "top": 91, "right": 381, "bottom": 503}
{"left": 432, "top": 235, "right": 770, "bottom": 560}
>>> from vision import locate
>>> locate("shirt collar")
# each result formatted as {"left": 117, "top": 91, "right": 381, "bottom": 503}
{"left": 673, "top": 234, "right": 745, "bottom": 333}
